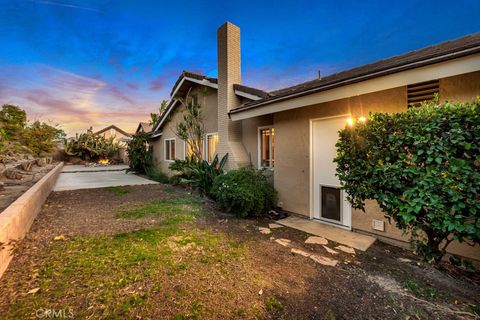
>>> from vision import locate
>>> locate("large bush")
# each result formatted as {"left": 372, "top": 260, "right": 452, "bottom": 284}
{"left": 22, "top": 121, "right": 61, "bottom": 156}
{"left": 64, "top": 127, "right": 118, "bottom": 161}
{"left": 0, "top": 104, "right": 26, "bottom": 141}
{"left": 169, "top": 154, "right": 228, "bottom": 196}
{"left": 126, "top": 132, "right": 152, "bottom": 173}
{"left": 335, "top": 99, "right": 480, "bottom": 262}
{"left": 211, "top": 168, "right": 277, "bottom": 218}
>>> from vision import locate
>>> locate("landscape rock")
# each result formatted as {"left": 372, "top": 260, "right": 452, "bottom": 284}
{"left": 19, "top": 160, "right": 34, "bottom": 172}
{"left": 258, "top": 227, "right": 272, "bottom": 234}
{"left": 291, "top": 248, "right": 311, "bottom": 257}
{"left": 275, "top": 238, "right": 291, "bottom": 247}
{"left": 305, "top": 236, "right": 328, "bottom": 245}
{"left": 268, "top": 223, "right": 283, "bottom": 229}
{"left": 5, "top": 168, "right": 22, "bottom": 180}
{"left": 36, "top": 158, "right": 47, "bottom": 167}
{"left": 310, "top": 254, "right": 338, "bottom": 266}
{"left": 323, "top": 246, "right": 339, "bottom": 255}
{"left": 335, "top": 245, "right": 356, "bottom": 254}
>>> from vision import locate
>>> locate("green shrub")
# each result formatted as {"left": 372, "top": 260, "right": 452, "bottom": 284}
{"left": 126, "top": 132, "right": 152, "bottom": 173}
{"left": 64, "top": 127, "right": 118, "bottom": 161}
{"left": 169, "top": 154, "right": 228, "bottom": 196}
{"left": 145, "top": 166, "right": 170, "bottom": 184}
{"left": 335, "top": 98, "right": 480, "bottom": 263}
{"left": 211, "top": 168, "right": 277, "bottom": 218}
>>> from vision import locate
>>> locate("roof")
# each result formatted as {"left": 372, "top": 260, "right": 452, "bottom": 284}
{"left": 230, "top": 32, "right": 480, "bottom": 114}
{"left": 95, "top": 125, "right": 132, "bottom": 137}
{"left": 152, "top": 70, "right": 266, "bottom": 133}
{"left": 136, "top": 122, "right": 152, "bottom": 134}
{"left": 233, "top": 84, "right": 269, "bottom": 99}
{"left": 170, "top": 70, "right": 218, "bottom": 97}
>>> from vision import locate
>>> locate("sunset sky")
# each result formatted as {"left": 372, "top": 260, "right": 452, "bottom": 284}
{"left": 1, "top": 0, "right": 479, "bottom": 136}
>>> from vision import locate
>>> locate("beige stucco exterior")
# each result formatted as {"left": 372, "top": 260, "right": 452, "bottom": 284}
{"left": 148, "top": 21, "right": 479, "bottom": 262}
{"left": 150, "top": 86, "right": 218, "bottom": 174}
{"left": 273, "top": 86, "right": 407, "bottom": 216}
{"left": 271, "top": 71, "right": 480, "bottom": 261}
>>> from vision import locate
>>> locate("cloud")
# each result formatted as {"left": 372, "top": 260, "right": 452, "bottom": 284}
{"left": 103, "top": 86, "right": 135, "bottom": 104}
{"left": 149, "top": 76, "right": 166, "bottom": 91}
{"left": 126, "top": 82, "right": 139, "bottom": 90}
{"left": 0, "top": 64, "right": 158, "bottom": 136}
{"left": 28, "top": 0, "right": 99, "bottom": 12}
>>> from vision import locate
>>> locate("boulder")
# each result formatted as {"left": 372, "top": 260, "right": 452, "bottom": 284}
{"left": 5, "top": 168, "right": 22, "bottom": 180}
{"left": 19, "top": 160, "right": 34, "bottom": 172}
{"left": 36, "top": 158, "right": 47, "bottom": 167}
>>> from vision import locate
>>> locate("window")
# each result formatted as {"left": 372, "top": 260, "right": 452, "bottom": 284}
{"left": 164, "top": 139, "right": 176, "bottom": 161}
{"left": 205, "top": 133, "right": 218, "bottom": 163}
{"left": 184, "top": 139, "right": 204, "bottom": 160}
{"left": 407, "top": 80, "right": 439, "bottom": 107}
{"left": 110, "top": 128, "right": 116, "bottom": 136}
{"left": 259, "top": 127, "right": 274, "bottom": 168}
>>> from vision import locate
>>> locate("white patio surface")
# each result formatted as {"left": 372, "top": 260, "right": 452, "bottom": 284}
{"left": 53, "top": 165, "right": 157, "bottom": 191}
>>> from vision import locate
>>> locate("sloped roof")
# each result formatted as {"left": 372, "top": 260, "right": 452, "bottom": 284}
{"left": 136, "top": 122, "right": 152, "bottom": 134}
{"left": 95, "top": 125, "right": 132, "bottom": 137}
{"left": 152, "top": 70, "right": 266, "bottom": 133}
{"left": 230, "top": 32, "right": 480, "bottom": 115}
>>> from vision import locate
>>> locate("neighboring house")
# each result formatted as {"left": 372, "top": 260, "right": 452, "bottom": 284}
{"left": 150, "top": 22, "right": 480, "bottom": 261}
{"left": 135, "top": 122, "right": 152, "bottom": 135}
{"left": 95, "top": 125, "right": 133, "bottom": 146}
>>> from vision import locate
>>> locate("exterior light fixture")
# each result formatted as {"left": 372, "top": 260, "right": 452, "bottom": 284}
{"left": 358, "top": 116, "right": 367, "bottom": 123}
{"left": 346, "top": 118, "right": 355, "bottom": 126}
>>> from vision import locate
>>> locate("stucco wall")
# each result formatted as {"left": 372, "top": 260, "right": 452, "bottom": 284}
{"left": 272, "top": 71, "right": 480, "bottom": 260}
{"left": 150, "top": 86, "right": 218, "bottom": 175}
{"left": 440, "top": 71, "right": 480, "bottom": 103}
{"left": 273, "top": 86, "right": 407, "bottom": 216}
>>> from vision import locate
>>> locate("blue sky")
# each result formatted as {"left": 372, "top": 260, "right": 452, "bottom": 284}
{"left": 0, "top": 0, "right": 479, "bottom": 134}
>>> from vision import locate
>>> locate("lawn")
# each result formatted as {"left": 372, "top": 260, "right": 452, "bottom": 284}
{"left": 0, "top": 184, "right": 478, "bottom": 319}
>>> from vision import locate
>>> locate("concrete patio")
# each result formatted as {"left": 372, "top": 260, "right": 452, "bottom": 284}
{"left": 54, "top": 165, "right": 157, "bottom": 191}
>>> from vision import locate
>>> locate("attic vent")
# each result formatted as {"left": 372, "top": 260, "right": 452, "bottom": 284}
{"left": 407, "top": 80, "right": 439, "bottom": 107}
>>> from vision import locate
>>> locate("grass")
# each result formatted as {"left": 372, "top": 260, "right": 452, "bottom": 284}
{"left": 116, "top": 196, "right": 202, "bottom": 222}
{"left": 403, "top": 280, "right": 439, "bottom": 301}
{"left": 265, "top": 296, "right": 284, "bottom": 311}
{"left": 6, "top": 194, "right": 252, "bottom": 319}
{"left": 106, "top": 186, "right": 130, "bottom": 196}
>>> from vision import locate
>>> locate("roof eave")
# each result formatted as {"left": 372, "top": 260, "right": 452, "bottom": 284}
{"left": 230, "top": 46, "right": 480, "bottom": 118}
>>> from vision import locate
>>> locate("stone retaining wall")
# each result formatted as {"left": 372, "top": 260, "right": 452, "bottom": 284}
{"left": 0, "top": 162, "right": 63, "bottom": 278}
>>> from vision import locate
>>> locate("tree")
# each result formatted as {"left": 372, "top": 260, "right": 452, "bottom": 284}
{"left": 0, "top": 104, "right": 27, "bottom": 140}
{"left": 149, "top": 100, "right": 168, "bottom": 127}
{"left": 174, "top": 91, "right": 204, "bottom": 160}
{"left": 126, "top": 132, "right": 152, "bottom": 173}
{"left": 22, "top": 121, "right": 58, "bottom": 156}
{"left": 335, "top": 99, "right": 480, "bottom": 263}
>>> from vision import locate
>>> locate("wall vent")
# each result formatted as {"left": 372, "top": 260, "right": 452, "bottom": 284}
{"left": 407, "top": 80, "right": 439, "bottom": 107}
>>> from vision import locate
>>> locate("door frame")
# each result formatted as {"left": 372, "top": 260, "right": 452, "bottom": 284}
{"left": 309, "top": 114, "right": 352, "bottom": 230}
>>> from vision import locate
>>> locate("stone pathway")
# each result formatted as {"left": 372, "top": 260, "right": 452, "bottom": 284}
{"left": 259, "top": 224, "right": 359, "bottom": 267}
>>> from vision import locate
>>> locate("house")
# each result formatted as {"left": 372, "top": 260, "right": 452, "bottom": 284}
{"left": 135, "top": 122, "right": 152, "bottom": 135}
{"left": 94, "top": 125, "right": 133, "bottom": 145}
{"left": 150, "top": 22, "right": 480, "bottom": 261}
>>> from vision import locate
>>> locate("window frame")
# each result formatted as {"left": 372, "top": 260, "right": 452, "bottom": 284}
{"left": 257, "top": 126, "right": 275, "bottom": 170}
{"left": 164, "top": 138, "right": 176, "bottom": 162}
{"left": 205, "top": 132, "right": 218, "bottom": 163}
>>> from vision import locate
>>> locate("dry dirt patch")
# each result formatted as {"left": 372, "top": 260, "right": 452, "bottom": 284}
{"left": 0, "top": 184, "right": 478, "bottom": 319}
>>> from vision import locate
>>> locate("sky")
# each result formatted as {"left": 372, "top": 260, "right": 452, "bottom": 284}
{"left": 0, "top": 0, "right": 479, "bottom": 136}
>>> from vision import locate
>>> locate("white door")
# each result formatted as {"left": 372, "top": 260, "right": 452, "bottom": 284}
{"left": 311, "top": 116, "right": 351, "bottom": 229}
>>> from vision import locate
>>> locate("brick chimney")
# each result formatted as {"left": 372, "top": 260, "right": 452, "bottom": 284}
{"left": 216, "top": 22, "right": 249, "bottom": 169}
